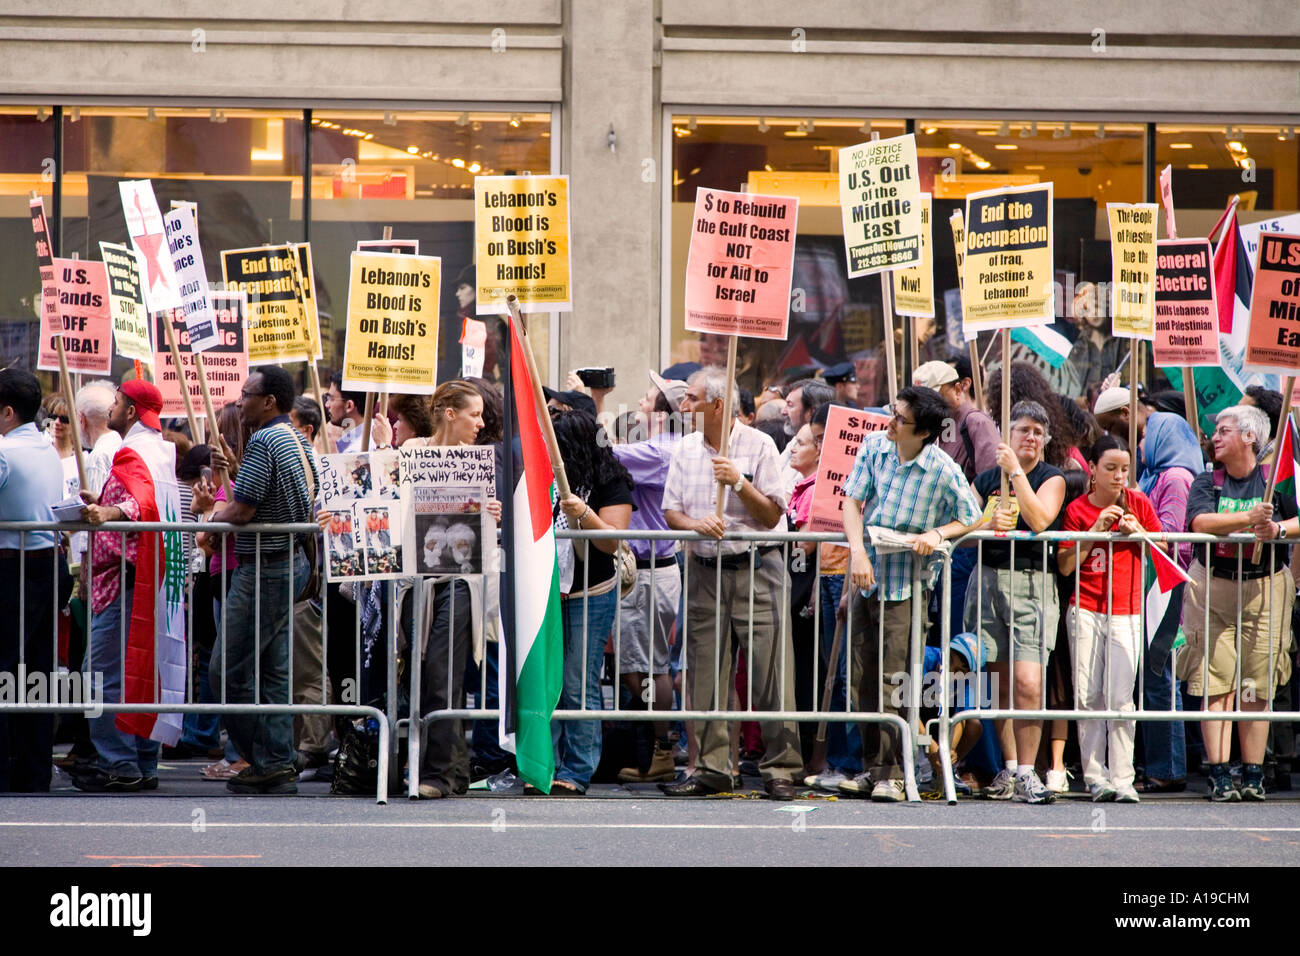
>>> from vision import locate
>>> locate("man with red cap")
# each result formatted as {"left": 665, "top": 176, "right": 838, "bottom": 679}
{"left": 75, "top": 379, "right": 185, "bottom": 791}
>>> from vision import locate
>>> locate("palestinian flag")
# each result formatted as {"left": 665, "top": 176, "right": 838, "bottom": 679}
{"left": 1011, "top": 324, "right": 1072, "bottom": 369}
{"left": 498, "top": 314, "right": 564, "bottom": 793}
{"left": 1274, "top": 410, "right": 1300, "bottom": 514}
{"left": 1144, "top": 544, "right": 1192, "bottom": 675}
{"left": 113, "top": 430, "right": 186, "bottom": 745}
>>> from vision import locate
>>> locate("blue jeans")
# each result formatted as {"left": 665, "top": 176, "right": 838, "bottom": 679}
{"left": 1141, "top": 656, "right": 1186, "bottom": 780}
{"left": 212, "top": 551, "right": 307, "bottom": 774}
{"left": 468, "top": 638, "right": 511, "bottom": 768}
{"left": 818, "top": 573, "right": 862, "bottom": 774}
{"left": 553, "top": 587, "right": 618, "bottom": 791}
{"left": 84, "top": 586, "right": 159, "bottom": 777}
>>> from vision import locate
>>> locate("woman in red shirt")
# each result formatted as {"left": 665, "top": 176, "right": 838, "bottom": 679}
{"left": 1057, "top": 435, "right": 1162, "bottom": 803}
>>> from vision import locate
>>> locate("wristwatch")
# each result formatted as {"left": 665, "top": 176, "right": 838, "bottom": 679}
{"left": 732, "top": 475, "right": 745, "bottom": 494}
{"left": 1277, "top": 522, "right": 1287, "bottom": 540}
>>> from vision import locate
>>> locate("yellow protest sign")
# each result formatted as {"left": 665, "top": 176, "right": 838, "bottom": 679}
{"left": 1107, "top": 202, "right": 1158, "bottom": 338}
{"left": 342, "top": 251, "right": 440, "bottom": 394}
{"left": 221, "top": 244, "right": 314, "bottom": 364}
{"left": 837, "top": 134, "right": 922, "bottom": 277}
{"left": 893, "top": 193, "right": 934, "bottom": 318}
{"left": 961, "top": 182, "right": 1054, "bottom": 333}
{"left": 474, "top": 174, "right": 572, "bottom": 313}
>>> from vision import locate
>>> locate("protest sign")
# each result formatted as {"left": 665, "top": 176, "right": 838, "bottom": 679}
{"left": 1159, "top": 165, "right": 1177, "bottom": 240}
{"left": 30, "top": 197, "right": 60, "bottom": 344}
{"left": 162, "top": 204, "right": 221, "bottom": 353}
{"left": 358, "top": 239, "right": 419, "bottom": 255}
{"left": 294, "top": 243, "right": 322, "bottom": 361}
{"left": 1244, "top": 233, "right": 1300, "bottom": 377}
{"left": 341, "top": 251, "right": 441, "bottom": 394}
{"left": 37, "top": 259, "right": 112, "bottom": 375}
{"left": 119, "top": 180, "right": 182, "bottom": 312}
{"left": 400, "top": 444, "right": 496, "bottom": 487}
{"left": 461, "top": 317, "right": 487, "bottom": 378}
{"left": 961, "top": 182, "right": 1054, "bottom": 333}
{"left": 221, "top": 244, "right": 314, "bottom": 364}
{"left": 415, "top": 487, "right": 488, "bottom": 575}
{"left": 683, "top": 187, "right": 798, "bottom": 340}
{"left": 1107, "top": 203, "right": 1158, "bottom": 338}
{"left": 893, "top": 193, "right": 935, "bottom": 318}
{"left": 152, "top": 292, "right": 249, "bottom": 417}
{"left": 1153, "top": 239, "right": 1218, "bottom": 368}
{"left": 318, "top": 449, "right": 406, "bottom": 581}
{"left": 808, "top": 405, "right": 890, "bottom": 533}
{"left": 474, "top": 174, "right": 572, "bottom": 313}
{"left": 100, "top": 241, "right": 152, "bottom": 366}
{"left": 838, "top": 133, "right": 923, "bottom": 276}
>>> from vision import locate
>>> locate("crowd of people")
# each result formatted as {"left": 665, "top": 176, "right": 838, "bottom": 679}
{"left": 0, "top": 351, "right": 1295, "bottom": 805}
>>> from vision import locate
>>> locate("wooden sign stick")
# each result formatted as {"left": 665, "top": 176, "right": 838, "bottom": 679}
{"left": 191, "top": 351, "right": 233, "bottom": 498}
{"left": 1251, "top": 379, "right": 1295, "bottom": 564}
{"left": 880, "top": 274, "right": 899, "bottom": 405}
{"left": 1000, "top": 327, "right": 1011, "bottom": 502}
{"left": 713, "top": 334, "right": 739, "bottom": 519}
{"left": 361, "top": 391, "right": 376, "bottom": 451}
{"left": 969, "top": 338, "right": 984, "bottom": 411}
{"left": 506, "top": 296, "right": 572, "bottom": 498}
{"left": 1128, "top": 340, "right": 1139, "bottom": 488}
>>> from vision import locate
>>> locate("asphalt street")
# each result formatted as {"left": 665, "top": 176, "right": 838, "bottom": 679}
{"left": 4, "top": 763, "right": 1300, "bottom": 867}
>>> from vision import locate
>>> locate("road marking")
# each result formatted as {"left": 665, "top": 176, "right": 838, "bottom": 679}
{"left": 5, "top": 822, "right": 1300, "bottom": 833}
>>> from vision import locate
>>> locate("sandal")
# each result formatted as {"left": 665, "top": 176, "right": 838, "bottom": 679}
{"left": 200, "top": 758, "right": 249, "bottom": 780}
{"left": 551, "top": 780, "right": 584, "bottom": 796}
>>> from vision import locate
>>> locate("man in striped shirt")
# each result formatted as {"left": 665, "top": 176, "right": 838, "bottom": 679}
{"left": 842, "top": 385, "right": 980, "bottom": 801}
{"left": 209, "top": 366, "right": 318, "bottom": 795}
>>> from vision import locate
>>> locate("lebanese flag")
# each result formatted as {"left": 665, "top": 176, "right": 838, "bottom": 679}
{"left": 113, "top": 430, "right": 186, "bottom": 745}
{"left": 497, "top": 315, "right": 564, "bottom": 793}
{"left": 1273, "top": 411, "right": 1300, "bottom": 515}
{"left": 1143, "top": 544, "right": 1192, "bottom": 675}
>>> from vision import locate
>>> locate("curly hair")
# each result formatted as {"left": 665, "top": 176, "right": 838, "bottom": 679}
{"left": 389, "top": 393, "right": 434, "bottom": 439}
{"left": 465, "top": 377, "right": 504, "bottom": 445}
{"left": 551, "top": 409, "right": 632, "bottom": 502}
{"left": 985, "top": 362, "right": 1074, "bottom": 468}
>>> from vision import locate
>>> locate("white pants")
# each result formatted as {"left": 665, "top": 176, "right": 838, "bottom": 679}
{"left": 1067, "top": 605, "right": 1140, "bottom": 789}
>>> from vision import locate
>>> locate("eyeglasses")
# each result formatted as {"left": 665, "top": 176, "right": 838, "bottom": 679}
{"left": 1212, "top": 425, "right": 1239, "bottom": 437}
{"left": 888, "top": 406, "right": 914, "bottom": 426}
{"left": 53, "top": 415, "right": 70, "bottom": 425}
{"left": 1010, "top": 425, "right": 1047, "bottom": 440}
{"left": 239, "top": 388, "right": 266, "bottom": 400}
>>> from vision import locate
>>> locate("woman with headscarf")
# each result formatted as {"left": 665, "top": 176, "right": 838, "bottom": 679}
{"left": 1133, "top": 410, "right": 1204, "bottom": 793}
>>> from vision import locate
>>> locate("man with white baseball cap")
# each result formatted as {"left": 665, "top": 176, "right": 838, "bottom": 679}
{"left": 611, "top": 369, "right": 689, "bottom": 783}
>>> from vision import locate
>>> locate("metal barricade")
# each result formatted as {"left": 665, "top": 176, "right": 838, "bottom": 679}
{"left": 409, "top": 527, "right": 925, "bottom": 801}
{"left": 934, "top": 528, "right": 1299, "bottom": 806}
{"left": 0, "top": 519, "right": 391, "bottom": 804}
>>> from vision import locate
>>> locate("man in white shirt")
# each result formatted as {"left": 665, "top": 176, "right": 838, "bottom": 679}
{"left": 76, "top": 380, "right": 123, "bottom": 496}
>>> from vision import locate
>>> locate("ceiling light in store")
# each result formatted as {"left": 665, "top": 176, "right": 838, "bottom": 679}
{"left": 974, "top": 159, "right": 992, "bottom": 170}
{"left": 763, "top": 163, "right": 773, "bottom": 171}
{"left": 800, "top": 119, "right": 815, "bottom": 134}
{"left": 674, "top": 126, "right": 691, "bottom": 137}
{"left": 456, "top": 112, "right": 469, "bottom": 126}
{"left": 407, "top": 145, "right": 420, "bottom": 154}
{"left": 1053, "top": 122, "right": 1071, "bottom": 139}
{"left": 923, "top": 126, "right": 938, "bottom": 134}
{"left": 468, "top": 162, "right": 481, "bottom": 173}
{"left": 68, "top": 106, "right": 81, "bottom": 123}
{"left": 1227, "top": 140, "right": 1245, "bottom": 151}
{"left": 976, "top": 129, "right": 996, "bottom": 136}
{"left": 947, "top": 143, "right": 962, "bottom": 150}
{"left": 384, "top": 111, "right": 396, "bottom": 126}
{"left": 36, "top": 106, "right": 48, "bottom": 122}
{"left": 509, "top": 114, "right": 521, "bottom": 128}
{"left": 757, "top": 117, "right": 769, "bottom": 132}
{"left": 1096, "top": 124, "right": 1106, "bottom": 139}
{"left": 1024, "top": 164, "right": 1046, "bottom": 170}
{"left": 1188, "top": 163, "right": 1209, "bottom": 169}
{"left": 147, "top": 107, "right": 158, "bottom": 122}
{"left": 451, "top": 158, "right": 465, "bottom": 168}
{"left": 209, "top": 108, "right": 225, "bottom": 124}
{"left": 1020, "top": 122, "right": 1037, "bottom": 138}
{"left": 363, "top": 133, "right": 374, "bottom": 140}
{"left": 997, "top": 122, "right": 1010, "bottom": 137}
{"left": 1169, "top": 143, "right": 1194, "bottom": 149}
{"left": 994, "top": 144, "right": 1018, "bottom": 150}
{"left": 784, "top": 129, "right": 808, "bottom": 138}
{"left": 1283, "top": 126, "right": 1296, "bottom": 141}
{"left": 858, "top": 121, "right": 872, "bottom": 135}
{"left": 687, "top": 116, "right": 698, "bottom": 131}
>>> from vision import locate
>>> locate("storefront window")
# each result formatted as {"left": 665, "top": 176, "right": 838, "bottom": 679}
{"left": 0, "top": 108, "right": 56, "bottom": 376}
{"left": 311, "top": 109, "right": 552, "bottom": 384}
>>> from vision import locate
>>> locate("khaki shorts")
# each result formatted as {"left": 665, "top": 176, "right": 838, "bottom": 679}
{"left": 616, "top": 563, "right": 681, "bottom": 674}
{"left": 1179, "top": 561, "right": 1294, "bottom": 698}
{"left": 963, "top": 565, "right": 1059, "bottom": 664}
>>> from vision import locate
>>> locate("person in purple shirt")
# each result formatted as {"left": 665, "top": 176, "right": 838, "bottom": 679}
{"left": 610, "top": 370, "right": 687, "bottom": 783}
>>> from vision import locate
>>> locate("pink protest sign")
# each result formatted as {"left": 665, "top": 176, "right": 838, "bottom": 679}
{"left": 30, "top": 197, "right": 61, "bottom": 344}
{"left": 37, "top": 258, "right": 112, "bottom": 375}
{"left": 684, "top": 188, "right": 797, "bottom": 340}
{"left": 808, "top": 404, "right": 890, "bottom": 533}
{"left": 1152, "top": 239, "right": 1218, "bottom": 368}
{"left": 1244, "top": 233, "right": 1300, "bottom": 377}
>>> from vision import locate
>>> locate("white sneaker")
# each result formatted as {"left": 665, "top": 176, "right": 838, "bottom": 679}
{"left": 984, "top": 768, "right": 1016, "bottom": 800}
{"left": 1013, "top": 769, "right": 1056, "bottom": 804}
{"left": 870, "top": 779, "right": 906, "bottom": 802}
{"left": 1089, "top": 781, "right": 1117, "bottom": 802}
{"left": 1045, "top": 768, "right": 1072, "bottom": 794}
{"left": 804, "top": 769, "right": 848, "bottom": 791}
{"left": 837, "top": 772, "right": 873, "bottom": 796}
{"left": 1114, "top": 785, "right": 1140, "bottom": 803}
